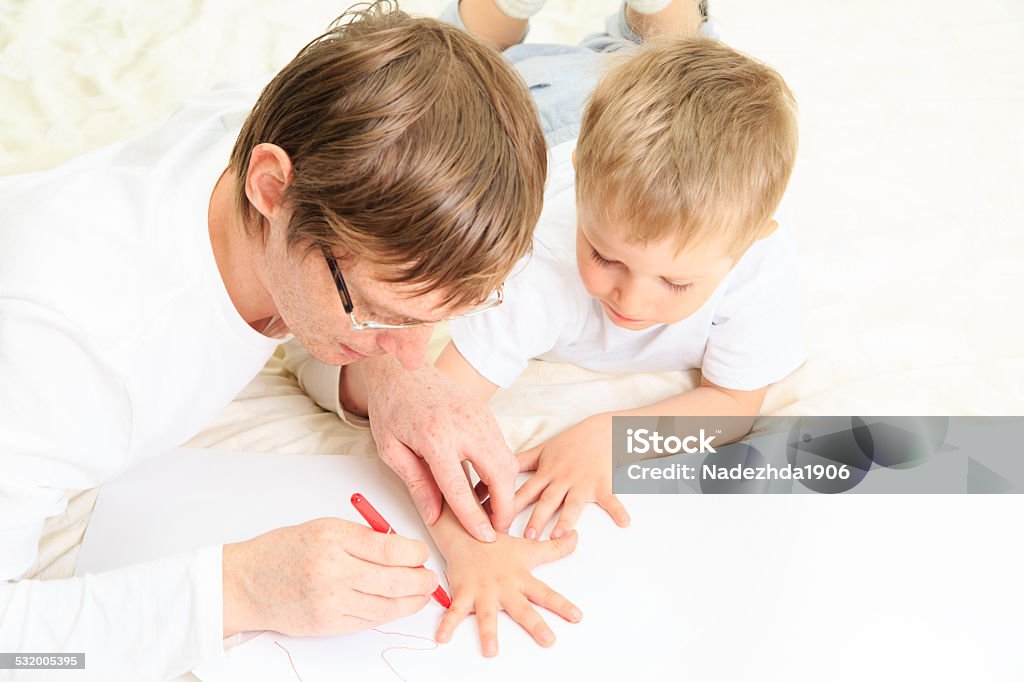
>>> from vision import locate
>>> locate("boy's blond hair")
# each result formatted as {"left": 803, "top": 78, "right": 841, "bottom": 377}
{"left": 231, "top": 1, "right": 546, "bottom": 309}
{"left": 575, "top": 36, "right": 797, "bottom": 257}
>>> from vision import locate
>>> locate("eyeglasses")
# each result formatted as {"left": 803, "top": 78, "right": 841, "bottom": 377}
{"left": 321, "top": 245, "right": 504, "bottom": 331}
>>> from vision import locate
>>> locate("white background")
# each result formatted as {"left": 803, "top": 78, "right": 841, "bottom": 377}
{"left": 3, "top": 2, "right": 1022, "bottom": 680}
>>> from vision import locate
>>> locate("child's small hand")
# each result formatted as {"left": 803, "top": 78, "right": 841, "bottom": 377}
{"left": 513, "top": 415, "right": 631, "bottom": 540}
{"left": 435, "top": 530, "right": 582, "bottom": 657}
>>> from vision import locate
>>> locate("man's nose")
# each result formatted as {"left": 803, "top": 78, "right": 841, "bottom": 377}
{"left": 378, "top": 325, "right": 433, "bottom": 370}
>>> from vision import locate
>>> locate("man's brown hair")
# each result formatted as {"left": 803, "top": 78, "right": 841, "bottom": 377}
{"left": 575, "top": 36, "right": 798, "bottom": 257}
{"left": 230, "top": 1, "right": 546, "bottom": 307}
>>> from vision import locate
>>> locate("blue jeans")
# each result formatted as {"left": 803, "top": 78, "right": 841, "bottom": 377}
{"left": 439, "top": 2, "right": 717, "bottom": 146}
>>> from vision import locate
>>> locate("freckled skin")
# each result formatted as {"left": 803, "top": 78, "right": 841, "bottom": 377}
{"left": 259, "top": 216, "right": 454, "bottom": 371}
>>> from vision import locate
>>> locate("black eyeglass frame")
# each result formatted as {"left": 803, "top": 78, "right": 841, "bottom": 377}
{"left": 320, "top": 245, "right": 503, "bottom": 331}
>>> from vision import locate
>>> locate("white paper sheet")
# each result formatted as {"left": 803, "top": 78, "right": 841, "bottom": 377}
{"left": 76, "top": 448, "right": 422, "bottom": 575}
{"left": 77, "top": 448, "right": 1023, "bottom": 681}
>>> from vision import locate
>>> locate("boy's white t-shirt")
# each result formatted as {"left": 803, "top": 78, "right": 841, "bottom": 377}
{"left": 450, "top": 140, "right": 806, "bottom": 392}
{"left": 0, "top": 82, "right": 282, "bottom": 679}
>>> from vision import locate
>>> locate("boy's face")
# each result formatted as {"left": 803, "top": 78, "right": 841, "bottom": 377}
{"left": 575, "top": 206, "right": 736, "bottom": 330}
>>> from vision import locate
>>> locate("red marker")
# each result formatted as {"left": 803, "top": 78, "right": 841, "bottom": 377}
{"left": 350, "top": 493, "right": 451, "bottom": 609}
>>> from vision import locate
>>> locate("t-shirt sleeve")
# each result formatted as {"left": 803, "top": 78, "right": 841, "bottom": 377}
{"left": 0, "top": 300, "right": 226, "bottom": 678}
{"left": 0, "top": 547, "right": 225, "bottom": 682}
{"left": 1, "top": 299, "right": 134, "bottom": 575}
{"left": 700, "top": 228, "right": 807, "bottom": 391}
{"left": 279, "top": 339, "right": 370, "bottom": 429}
{"left": 449, "top": 252, "right": 577, "bottom": 388}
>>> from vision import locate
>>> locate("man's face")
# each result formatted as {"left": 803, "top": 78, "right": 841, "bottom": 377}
{"left": 575, "top": 205, "right": 736, "bottom": 331}
{"left": 262, "top": 227, "right": 455, "bottom": 370}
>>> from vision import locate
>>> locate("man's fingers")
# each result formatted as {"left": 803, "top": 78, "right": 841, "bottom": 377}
{"left": 524, "top": 576, "right": 583, "bottom": 624}
{"left": 505, "top": 595, "right": 555, "bottom": 647}
{"left": 470, "top": 446, "right": 518, "bottom": 534}
{"left": 350, "top": 563, "right": 439, "bottom": 599}
{"left": 599, "top": 492, "right": 631, "bottom": 528}
{"left": 430, "top": 457, "right": 496, "bottom": 542}
{"left": 378, "top": 438, "right": 442, "bottom": 525}
{"left": 524, "top": 486, "right": 567, "bottom": 540}
{"left": 436, "top": 595, "right": 473, "bottom": 644}
{"left": 474, "top": 479, "right": 489, "bottom": 502}
{"left": 348, "top": 591, "right": 432, "bottom": 625}
{"left": 345, "top": 524, "right": 430, "bottom": 567}
{"left": 550, "top": 494, "right": 586, "bottom": 539}
{"left": 516, "top": 447, "right": 542, "bottom": 472}
{"left": 533, "top": 529, "right": 579, "bottom": 565}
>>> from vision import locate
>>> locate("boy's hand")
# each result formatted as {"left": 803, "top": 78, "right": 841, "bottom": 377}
{"left": 434, "top": 528, "right": 582, "bottom": 657}
{"left": 512, "top": 415, "right": 631, "bottom": 540}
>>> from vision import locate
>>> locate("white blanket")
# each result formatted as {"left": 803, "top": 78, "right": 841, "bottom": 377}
{"left": 4, "top": 0, "right": 1021, "bottom": 606}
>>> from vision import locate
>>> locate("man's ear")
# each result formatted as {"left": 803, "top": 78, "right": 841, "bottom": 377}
{"left": 244, "top": 143, "right": 293, "bottom": 221}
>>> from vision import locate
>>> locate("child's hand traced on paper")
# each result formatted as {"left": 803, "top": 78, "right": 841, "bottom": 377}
{"left": 511, "top": 414, "right": 631, "bottom": 540}
{"left": 432, "top": 506, "right": 582, "bottom": 657}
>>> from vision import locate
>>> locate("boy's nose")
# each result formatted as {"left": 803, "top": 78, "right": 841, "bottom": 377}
{"left": 613, "top": 277, "right": 646, "bottom": 318}
{"left": 377, "top": 326, "right": 433, "bottom": 370}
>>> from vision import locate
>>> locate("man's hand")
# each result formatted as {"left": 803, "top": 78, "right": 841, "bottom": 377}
{"left": 222, "top": 518, "right": 438, "bottom": 637}
{"left": 363, "top": 356, "right": 517, "bottom": 542}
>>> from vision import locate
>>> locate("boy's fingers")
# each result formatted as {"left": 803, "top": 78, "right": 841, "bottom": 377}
{"left": 535, "top": 529, "right": 579, "bottom": 565}
{"left": 550, "top": 494, "right": 586, "bottom": 539}
{"left": 524, "top": 486, "right": 567, "bottom": 540}
{"left": 599, "top": 492, "right": 631, "bottom": 527}
{"left": 436, "top": 596, "right": 472, "bottom": 643}
{"left": 516, "top": 447, "right": 542, "bottom": 473}
{"left": 512, "top": 475, "right": 545, "bottom": 517}
{"left": 506, "top": 595, "right": 555, "bottom": 647}
{"left": 475, "top": 600, "right": 500, "bottom": 657}
{"left": 525, "top": 577, "right": 583, "bottom": 624}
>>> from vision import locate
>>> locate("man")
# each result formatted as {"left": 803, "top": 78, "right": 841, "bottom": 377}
{"left": 0, "top": 3, "right": 541, "bottom": 679}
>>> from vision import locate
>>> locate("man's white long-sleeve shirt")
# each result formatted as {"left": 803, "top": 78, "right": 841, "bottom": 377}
{"left": 0, "top": 83, "right": 281, "bottom": 680}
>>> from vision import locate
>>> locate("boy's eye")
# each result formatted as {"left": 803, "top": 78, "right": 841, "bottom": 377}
{"left": 663, "top": 279, "right": 695, "bottom": 294}
{"left": 590, "top": 249, "right": 618, "bottom": 267}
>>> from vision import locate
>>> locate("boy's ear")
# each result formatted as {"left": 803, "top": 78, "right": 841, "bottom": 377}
{"left": 571, "top": 148, "right": 576, "bottom": 169}
{"left": 245, "top": 143, "right": 294, "bottom": 221}
{"left": 757, "top": 219, "right": 779, "bottom": 241}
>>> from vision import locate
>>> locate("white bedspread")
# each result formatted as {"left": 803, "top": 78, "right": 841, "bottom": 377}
{"left": 3, "top": 0, "right": 1021, "bottom": 628}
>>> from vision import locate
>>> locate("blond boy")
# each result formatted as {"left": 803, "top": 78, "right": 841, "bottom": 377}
{"left": 439, "top": 1, "right": 803, "bottom": 545}
{"left": 433, "top": 0, "right": 803, "bottom": 652}
{"left": 297, "top": 0, "right": 804, "bottom": 657}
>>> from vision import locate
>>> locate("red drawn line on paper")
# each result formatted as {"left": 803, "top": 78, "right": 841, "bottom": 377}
{"left": 274, "top": 640, "right": 304, "bottom": 682}
{"left": 273, "top": 570, "right": 451, "bottom": 682}
{"left": 372, "top": 629, "right": 439, "bottom": 682}
{"left": 373, "top": 567, "right": 450, "bottom": 680}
